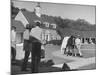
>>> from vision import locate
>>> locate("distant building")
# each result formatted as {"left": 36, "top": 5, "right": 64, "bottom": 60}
{"left": 61, "top": 28, "right": 96, "bottom": 44}
{"left": 14, "top": 2, "right": 61, "bottom": 43}
{"left": 80, "top": 31, "right": 96, "bottom": 44}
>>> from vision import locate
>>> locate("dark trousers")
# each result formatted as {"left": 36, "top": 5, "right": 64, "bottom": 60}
{"left": 64, "top": 48, "right": 67, "bottom": 54}
{"left": 11, "top": 47, "right": 16, "bottom": 61}
{"left": 21, "top": 42, "right": 41, "bottom": 73}
{"left": 21, "top": 50, "right": 30, "bottom": 70}
{"left": 31, "top": 42, "right": 41, "bottom": 73}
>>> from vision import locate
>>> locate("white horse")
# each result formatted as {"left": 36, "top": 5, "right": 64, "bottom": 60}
{"left": 61, "top": 36, "right": 70, "bottom": 54}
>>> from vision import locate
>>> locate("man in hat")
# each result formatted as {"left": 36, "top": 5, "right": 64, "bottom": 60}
{"left": 11, "top": 26, "right": 16, "bottom": 61}
{"left": 29, "top": 22, "right": 44, "bottom": 73}
{"left": 21, "top": 24, "right": 32, "bottom": 71}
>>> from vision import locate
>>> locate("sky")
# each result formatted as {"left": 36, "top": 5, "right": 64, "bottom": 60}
{"left": 12, "top": 0, "right": 96, "bottom": 24}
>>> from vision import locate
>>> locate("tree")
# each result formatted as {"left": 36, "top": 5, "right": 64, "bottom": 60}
{"left": 11, "top": 2, "right": 19, "bottom": 19}
{"left": 54, "top": 16, "right": 65, "bottom": 28}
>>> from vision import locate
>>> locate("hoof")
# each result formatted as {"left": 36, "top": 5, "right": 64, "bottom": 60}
{"left": 76, "top": 53, "right": 83, "bottom": 57}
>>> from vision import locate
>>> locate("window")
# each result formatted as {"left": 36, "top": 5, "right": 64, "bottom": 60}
{"left": 51, "top": 24, "right": 56, "bottom": 29}
{"left": 43, "top": 22, "right": 49, "bottom": 27}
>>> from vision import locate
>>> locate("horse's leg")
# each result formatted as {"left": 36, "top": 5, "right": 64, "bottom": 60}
{"left": 66, "top": 46, "right": 70, "bottom": 56}
{"left": 64, "top": 48, "right": 66, "bottom": 54}
{"left": 74, "top": 45, "right": 77, "bottom": 56}
{"left": 68, "top": 46, "right": 72, "bottom": 56}
{"left": 76, "top": 44, "right": 82, "bottom": 57}
{"left": 65, "top": 47, "right": 67, "bottom": 55}
{"left": 71, "top": 45, "right": 75, "bottom": 56}
{"left": 77, "top": 44, "right": 82, "bottom": 56}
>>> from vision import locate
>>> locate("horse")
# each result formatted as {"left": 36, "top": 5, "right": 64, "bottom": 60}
{"left": 61, "top": 36, "right": 70, "bottom": 54}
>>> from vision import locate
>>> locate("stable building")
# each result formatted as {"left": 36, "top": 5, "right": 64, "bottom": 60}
{"left": 60, "top": 28, "right": 96, "bottom": 44}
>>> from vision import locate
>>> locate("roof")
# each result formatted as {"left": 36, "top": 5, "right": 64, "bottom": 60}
{"left": 11, "top": 19, "right": 25, "bottom": 33}
{"left": 80, "top": 31, "right": 96, "bottom": 38}
{"left": 61, "top": 28, "right": 96, "bottom": 38}
{"left": 21, "top": 9, "right": 56, "bottom": 25}
{"left": 44, "top": 29, "right": 58, "bottom": 35}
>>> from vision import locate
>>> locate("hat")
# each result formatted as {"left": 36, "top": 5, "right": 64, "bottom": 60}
{"left": 36, "top": 22, "right": 41, "bottom": 27}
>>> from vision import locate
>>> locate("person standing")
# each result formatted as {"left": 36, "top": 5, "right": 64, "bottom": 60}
{"left": 66, "top": 35, "right": 75, "bottom": 56}
{"left": 21, "top": 24, "right": 32, "bottom": 71}
{"left": 75, "top": 35, "right": 83, "bottom": 57}
{"left": 29, "top": 22, "right": 44, "bottom": 73}
{"left": 11, "top": 26, "right": 16, "bottom": 61}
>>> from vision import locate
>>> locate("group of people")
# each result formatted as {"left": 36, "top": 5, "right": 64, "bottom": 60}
{"left": 11, "top": 22, "right": 46, "bottom": 73}
{"left": 61, "top": 35, "right": 83, "bottom": 57}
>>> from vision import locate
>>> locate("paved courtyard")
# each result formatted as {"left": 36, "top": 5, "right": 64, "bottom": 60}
{"left": 11, "top": 44, "right": 96, "bottom": 75}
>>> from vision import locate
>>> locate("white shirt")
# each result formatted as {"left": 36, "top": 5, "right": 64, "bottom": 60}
{"left": 30, "top": 26, "right": 43, "bottom": 41}
{"left": 75, "top": 38, "right": 81, "bottom": 45}
{"left": 23, "top": 29, "right": 30, "bottom": 40}
{"left": 11, "top": 30, "right": 16, "bottom": 42}
{"left": 11, "top": 30, "right": 16, "bottom": 48}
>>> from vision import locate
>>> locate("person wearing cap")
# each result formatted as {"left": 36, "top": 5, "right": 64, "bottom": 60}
{"left": 11, "top": 26, "right": 16, "bottom": 61}
{"left": 29, "top": 22, "right": 44, "bottom": 73}
{"left": 21, "top": 24, "right": 32, "bottom": 71}
{"left": 75, "top": 35, "right": 83, "bottom": 57}
{"left": 66, "top": 35, "right": 76, "bottom": 56}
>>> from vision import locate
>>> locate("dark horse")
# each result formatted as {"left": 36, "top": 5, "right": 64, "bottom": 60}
{"left": 64, "top": 35, "right": 76, "bottom": 56}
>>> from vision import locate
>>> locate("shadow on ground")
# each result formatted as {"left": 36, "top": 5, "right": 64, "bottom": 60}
{"left": 11, "top": 59, "right": 79, "bottom": 75}
{"left": 11, "top": 59, "right": 61, "bottom": 75}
